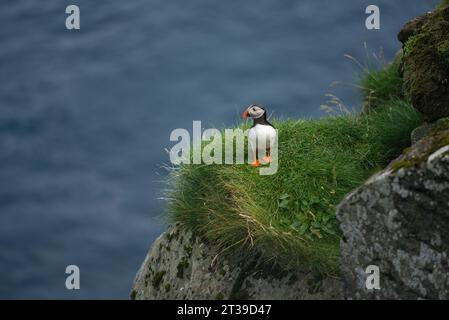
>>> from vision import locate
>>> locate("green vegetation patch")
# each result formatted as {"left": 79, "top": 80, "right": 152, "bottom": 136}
{"left": 391, "top": 117, "right": 449, "bottom": 170}
{"left": 167, "top": 100, "right": 421, "bottom": 274}
{"left": 151, "top": 270, "right": 166, "bottom": 289}
{"left": 401, "top": 4, "right": 449, "bottom": 120}
{"left": 361, "top": 59, "right": 403, "bottom": 112}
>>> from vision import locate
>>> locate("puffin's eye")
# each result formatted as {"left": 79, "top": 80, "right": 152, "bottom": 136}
{"left": 252, "top": 108, "right": 256, "bottom": 111}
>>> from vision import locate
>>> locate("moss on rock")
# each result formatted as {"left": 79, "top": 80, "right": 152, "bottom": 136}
{"left": 390, "top": 117, "right": 449, "bottom": 170}
{"left": 400, "top": 5, "right": 449, "bottom": 121}
{"left": 151, "top": 270, "right": 166, "bottom": 289}
{"left": 214, "top": 292, "right": 225, "bottom": 300}
{"left": 176, "top": 256, "right": 189, "bottom": 278}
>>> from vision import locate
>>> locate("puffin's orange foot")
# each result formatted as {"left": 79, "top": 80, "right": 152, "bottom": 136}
{"left": 263, "top": 156, "right": 272, "bottom": 163}
{"left": 250, "top": 160, "right": 261, "bottom": 167}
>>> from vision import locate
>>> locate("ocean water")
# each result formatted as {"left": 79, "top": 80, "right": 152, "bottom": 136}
{"left": 0, "top": 0, "right": 439, "bottom": 299}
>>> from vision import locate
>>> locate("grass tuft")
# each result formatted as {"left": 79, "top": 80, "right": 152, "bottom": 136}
{"left": 166, "top": 109, "right": 421, "bottom": 273}
{"left": 360, "top": 58, "right": 403, "bottom": 112}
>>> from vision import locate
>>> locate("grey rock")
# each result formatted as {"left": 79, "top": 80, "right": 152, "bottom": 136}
{"left": 337, "top": 134, "right": 449, "bottom": 299}
{"left": 130, "top": 223, "right": 342, "bottom": 300}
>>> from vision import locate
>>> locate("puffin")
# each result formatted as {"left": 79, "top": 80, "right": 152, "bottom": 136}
{"left": 242, "top": 104, "right": 277, "bottom": 167}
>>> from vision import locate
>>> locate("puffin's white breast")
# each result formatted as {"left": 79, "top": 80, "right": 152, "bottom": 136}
{"left": 248, "top": 124, "right": 277, "bottom": 151}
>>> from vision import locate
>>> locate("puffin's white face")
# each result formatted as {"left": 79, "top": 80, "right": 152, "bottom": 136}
{"left": 242, "top": 104, "right": 265, "bottom": 120}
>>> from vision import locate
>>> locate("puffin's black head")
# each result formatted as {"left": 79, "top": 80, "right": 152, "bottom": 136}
{"left": 242, "top": 104, "right": 266, "bottom": 120}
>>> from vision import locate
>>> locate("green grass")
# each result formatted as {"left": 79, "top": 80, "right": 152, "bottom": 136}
{"left": 166, "top": 63, "right": 423, "bottom": 275}
{"left": 360, "top": 58, "right": 403, "bottom": 112}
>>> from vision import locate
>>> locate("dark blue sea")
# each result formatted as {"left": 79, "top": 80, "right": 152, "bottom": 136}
{"left": 0, "top": 0, "right": 439, "bottom": 299}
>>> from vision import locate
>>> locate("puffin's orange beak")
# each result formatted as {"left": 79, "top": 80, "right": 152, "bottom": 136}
{"left": 242, "top": 110, "right": 248, "bottom": 120}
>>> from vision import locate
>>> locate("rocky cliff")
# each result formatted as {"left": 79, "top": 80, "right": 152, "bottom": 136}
{"left": 131, "top": 3, "right": 449, "bottom": 300}
{"left": 131, "top": 223, "right": 342, "bottom": 300}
